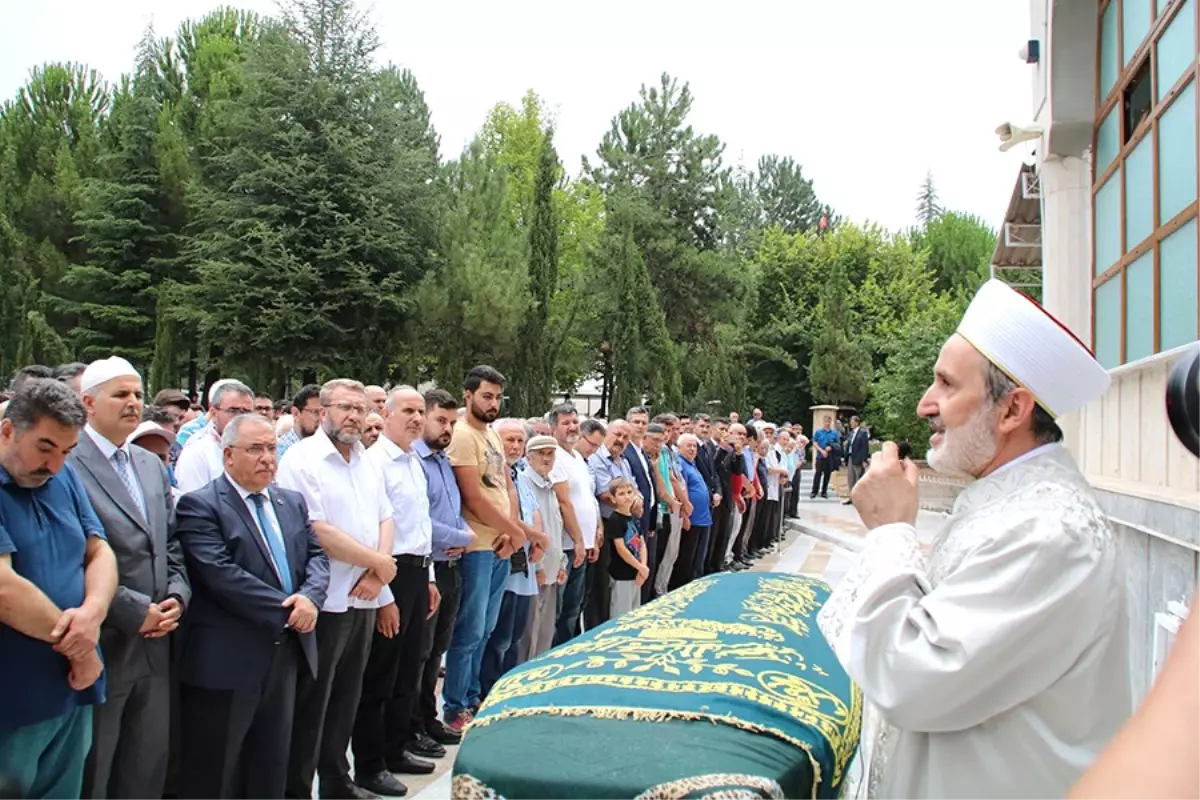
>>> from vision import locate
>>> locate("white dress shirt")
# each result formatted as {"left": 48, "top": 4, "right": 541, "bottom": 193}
{"left": 84, "top": 424, "right": 147, "bottom": 513}
{"left": 276, "top": 426, "right": 392, "bottom": 612}
{"left": 366, "top": 435, "right": 435, "bottom": 585}
{"left": 225, "top": 473, "right": 288, "bottom": 589}
{"left": 175, "top": 423, "right": 224, "bottom": 495}
{"left": 550, "top": 446, "right": 599, "bottom": 549}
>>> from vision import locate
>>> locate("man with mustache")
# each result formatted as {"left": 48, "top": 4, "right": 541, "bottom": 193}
{"left": 174, "top": 414, "right": 328, "bottom": 799}
{"left": 278, "top": 379, "right": 396, "bottom": 800}
{"left": 818, "top": 279, "right": 1130, "bottom": 798}
{"left": 68, "top": 357, "right": 190, "bottom": 799}
{"left": 0, "top": 379, "right": 118, "bottom": 800}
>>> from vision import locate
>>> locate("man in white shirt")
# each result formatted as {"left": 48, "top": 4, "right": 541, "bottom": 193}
{"left": 547, "top": 404, "right": 594, "bottom": 646}
{"left": 175, "top": 381, "right": 254, "bottom": 495}
{"left": 277, "top": 379, "right": 396, "bottom": 800}
{"left": 818, "top": 280, "right": 1131, "bottom": 798}
{"left": 352, "top": 388, "right": 442, "bottom": 796}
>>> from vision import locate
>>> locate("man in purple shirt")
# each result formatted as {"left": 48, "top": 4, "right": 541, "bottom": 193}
{"left": 412, "top": 389, "right": 474, "bottom": 747}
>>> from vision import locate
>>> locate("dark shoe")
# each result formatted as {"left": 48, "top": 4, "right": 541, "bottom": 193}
{"left": 843, "top": 500, "right": 853, "bottom": 505}
{"left": 730, "top": 560, "right": 748, "bottom": 571}
{"left": 408, "top": 732, "right": 446, "bottom": 759}
{"left": 443, "top": 709, "right": 473, "bottom": 736}
{"left": 387, "top": 752, "right": 435, "bottom": 775}
{"left": 427, "top": 718, "right": 462, "bottom": 745}
{"left": 821, "top": 493, "right": 829, "bottom": 499}
{"left": 323, "top": 782, "right": 382, "bottom": 800}
{"left": 355, "top": 772, "right": 407, "bottom": 798}
{"left": 809, "top": 494, "right": 817, "bottom": 499}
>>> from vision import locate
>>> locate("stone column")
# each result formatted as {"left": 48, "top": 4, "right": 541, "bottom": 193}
{"left": 1038, "top": 152, "right": 1092, "bottom": 457}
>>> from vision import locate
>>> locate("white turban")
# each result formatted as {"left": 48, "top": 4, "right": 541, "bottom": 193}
{"left": 957, "top": 279, "right": 1111, "bottom": 418}
{"left": 80, "top": 357, "right": 141, "bottom": 394}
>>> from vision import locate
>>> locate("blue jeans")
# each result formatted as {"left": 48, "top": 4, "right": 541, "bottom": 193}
{"left": 554, "top": 557, "right": 587, "bottom": 646}
{"left": 442, "top": 550, "right": 508, "bottom": 715}
{"left": 479, "top": 591, "right": 531, "bottom": 701}
{"left": 0, "top": 705, "right": 93, "bottom": 799}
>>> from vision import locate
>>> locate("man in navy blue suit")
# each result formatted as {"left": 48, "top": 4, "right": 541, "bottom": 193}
{"left": 622, "top": 407, "right": 657, "bottom": 604}
{"left": 174, "top": 414, "right": 330, "bottom": 799}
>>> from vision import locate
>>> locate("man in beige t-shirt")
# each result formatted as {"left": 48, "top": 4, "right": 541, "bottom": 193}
{"left": 441, "top": 366, "right": 536, "bottom": 732}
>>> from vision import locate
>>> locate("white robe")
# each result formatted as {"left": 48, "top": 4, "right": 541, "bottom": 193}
{"left": 817, "top": 444, "right": 1132, "bottom": 799}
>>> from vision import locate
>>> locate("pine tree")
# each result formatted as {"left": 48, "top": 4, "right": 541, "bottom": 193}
{"left": 915, "top": 170, "right": 943, "bottom": 226}
{"left": 511, "top": 129, "right": 559, "bottom": 415}
{"left": 808, "top": 260, "right": 871, "bottom": 407}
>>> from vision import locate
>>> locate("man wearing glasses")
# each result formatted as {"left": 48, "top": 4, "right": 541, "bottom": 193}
{"left": 277, "top": 384, "right": 323, "bottom": 463}
{"left": 277, "top": 379, "right": 396, "bottom": 800}
{"left": 175, "top": 381, "right": 254, "bottom": 495}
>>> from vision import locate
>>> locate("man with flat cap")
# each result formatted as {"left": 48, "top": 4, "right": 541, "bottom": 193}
{"left": 818, "top": 279, "right": 1132, "bottom": 798}
{"left": 69, "top": 357, "right": 189, "bottom": 799}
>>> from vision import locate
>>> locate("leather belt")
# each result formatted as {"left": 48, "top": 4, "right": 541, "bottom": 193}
{"left": 395, "top": 553, "right": 433, "bottom": 569}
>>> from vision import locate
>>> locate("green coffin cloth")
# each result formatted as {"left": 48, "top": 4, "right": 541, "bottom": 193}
{"left": 453, "top": 572, "right": 862, "bottom": 799}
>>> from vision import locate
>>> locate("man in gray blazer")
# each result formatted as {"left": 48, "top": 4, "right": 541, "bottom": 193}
{"left": 69, "top": 357, "right": 190, "bottom": 799}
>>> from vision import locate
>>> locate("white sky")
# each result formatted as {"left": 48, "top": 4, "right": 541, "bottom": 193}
{"left": 0, "top": 0, "right": 1035, "bottom": 232}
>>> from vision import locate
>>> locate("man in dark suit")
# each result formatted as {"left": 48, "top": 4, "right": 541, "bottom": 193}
{"left": 622, "top": 408, "right": 657, "bottom": 604}
{"left": 174, "top": 414, "right": 330, "bottom": 799}
{"left": 69, "top": 357, "right": 190, "bottom": 800}
{"left": 691, "top": 414, "right": 722, "bottom": 578}
{"left": 844, "top": 415, "right": 870, "bottom": 505}
{"left": 707, "top": 419, "right": 738, "bottom": 574}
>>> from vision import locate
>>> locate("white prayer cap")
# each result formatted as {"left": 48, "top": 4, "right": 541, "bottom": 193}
{"left": 956, "top": 279, "right": 1111, "bottom": 418}
{"left": 80, "top": 357, "right": 141, "bottom": 394}
{"left": 130, "top": 420, "right": 176, "bottom": 446}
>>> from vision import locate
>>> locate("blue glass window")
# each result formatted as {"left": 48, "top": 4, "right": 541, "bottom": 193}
{"left": 1159, "top": 83, "right": 1198, "bottom": 223}
{"left": 1125, "top": 136, "right": 1155, "bottom": 249}
{"left": 1096, "top": 176, "right": 1122, "bottom": 275}
{"left": 1157, "top": 0, "right": 1196, "bottom": 101}
{"left": 1160, "top": 219, "right": 1199, "bottom": 349}
{"left": 1125, "top": 251, "right": 1155, "bottom": 361}
{"left": 1096, "top": 109, "right": 1121, "bottom": 174}
{"left": 1124, "top": 0, "right": 1153, "bottom": 66}
{"left": 1101, "top": 1, "right": 1120, "bottom": 99}
{"left": 1095, "top": 277, "right": 1123, "bottom": 369}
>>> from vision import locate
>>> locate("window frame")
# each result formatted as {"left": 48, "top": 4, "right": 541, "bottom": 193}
{"left": 1092, "top": 0, "right": 1200, "bottom": 366}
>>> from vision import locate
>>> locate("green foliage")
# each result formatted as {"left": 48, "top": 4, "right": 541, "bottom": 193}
{"left": 916, "top": 170, "right": 942, "bottom": 226}
{"left": 910, "top": 210, "right": 995, "bottom": 296}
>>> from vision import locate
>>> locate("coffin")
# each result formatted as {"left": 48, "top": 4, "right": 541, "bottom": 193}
{"left": 453, "top": 571, "right": 862, "bottom": 799}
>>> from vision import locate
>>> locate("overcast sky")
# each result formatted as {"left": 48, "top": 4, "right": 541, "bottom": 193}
{"left": 1, "top": 0, "right": 1035, "bottom": 233}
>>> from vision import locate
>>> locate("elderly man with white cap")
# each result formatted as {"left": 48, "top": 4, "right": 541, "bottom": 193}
{"left": 67, "top": 357, "right": 189, "bottom": 799}
{"left": 817, "top": 280, "right": 1131, "bottom": 799}
{"left": 175, "top": 379, "right": 254, "bottom": 495}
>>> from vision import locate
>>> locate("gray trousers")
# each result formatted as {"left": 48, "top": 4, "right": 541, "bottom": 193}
{"left": 610, "top": 579, "right": 642, "bottom": 616}
{"left": 847, "top": 461, "right": 865, "bottom": 493}
{"left": 85, "top": 674, "right": 170, "bottom": 799}
{"left": 654, "top": 513, "right": 684, "bottom": 596}
{"left": 520, "top": 583, "right": 558, "bottom": 662}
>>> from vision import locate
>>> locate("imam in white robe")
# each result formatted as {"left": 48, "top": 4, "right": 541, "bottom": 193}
{"left": 818, "top": 444, "right": 1132, "bottom": 799}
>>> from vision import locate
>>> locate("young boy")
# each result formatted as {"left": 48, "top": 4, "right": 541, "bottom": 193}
{"left": 605, "top": 477, "right": 649, "bottom": 616}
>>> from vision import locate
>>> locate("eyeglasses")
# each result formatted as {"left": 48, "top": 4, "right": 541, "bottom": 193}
{"left": 234, "top": 444, "right": 277, "bottom": 457}
{"left": 325, "top": 402, "right": 368, "bottom": 416}
{"left": 218, "top": 406, "right": 253, "bottom": 416}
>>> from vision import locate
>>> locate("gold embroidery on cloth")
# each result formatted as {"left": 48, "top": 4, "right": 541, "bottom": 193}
{"left": 634, "top": 773, "right": 786, "bottom": 799}
{"left": 451, "top": 773, "right": 503, "bottom": 800}
{"left": 468, "top": 705, "right": 821, "bottom": 800}
{"left": 477, "top": 573, "right": 862, "bottom": 788}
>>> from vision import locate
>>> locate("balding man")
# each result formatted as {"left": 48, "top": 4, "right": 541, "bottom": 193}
{"left": 69, "top": 358, "right": 189, "bottom": 799}
{"left": 353, "top": 388, "right": 442, "bottom": 796}
{"left": 176, "top": 382, "right": 255, "bottom": 495}
{"left": 365, "top": 385, "right": 387, "bottom": 415}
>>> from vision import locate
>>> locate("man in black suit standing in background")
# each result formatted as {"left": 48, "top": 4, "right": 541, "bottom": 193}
{"left": 174, "top": 414, "right": 329, "bottom": 799}
{"left": 844, "top": 416, "right": 870, "bottom": 506}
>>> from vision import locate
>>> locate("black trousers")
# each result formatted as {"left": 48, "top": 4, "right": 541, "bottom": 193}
{"left": 669, "top": 525, "right": 704, "bottom": 591}
{"left": 734, "top": 499, "right": 757, "bottom": 559}
{"left": 786, "top": 469, "right": 803, "bottom": 517}
{"left": 286, "top": 608, "right": 375, "bottom": 798}
{"left": 180, "top": 635, "right": 302, "bottom": 799}
{"left": 353, "top": 561, "right": 430, "bottom": 775}
{"left": 811, "top": 458, "right": 833, "bottom": 497}
{"left": 707, "top": 499, "right": 733, "bottom": 573}
{"left": 415, "top": 561, "right": 462, "bottom": 735}
{"left": 641, "top": 511, "right": 658, "bottom": 605}
{"left": 755, "top": 499, "right": 782, "bottom": 550}
{"left": 584, "top": 531, "right": 613, "bottom": 630}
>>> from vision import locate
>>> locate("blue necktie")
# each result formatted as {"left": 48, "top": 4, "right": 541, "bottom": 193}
{"left": 250, "top": 493, "right": 293, "bottom": 594}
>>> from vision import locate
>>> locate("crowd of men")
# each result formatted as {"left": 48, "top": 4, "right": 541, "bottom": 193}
{"left": 0, "top": 357, "right": 837, "bottom": 800}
